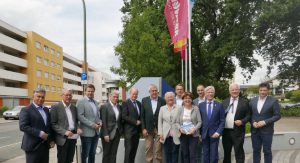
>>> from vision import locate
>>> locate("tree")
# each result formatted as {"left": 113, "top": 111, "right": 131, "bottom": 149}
{"left": 113, "top": 0, "right": 262, "bottom": 99}
{"left": 255, "top": 0, "right": 300, "bottom": 86}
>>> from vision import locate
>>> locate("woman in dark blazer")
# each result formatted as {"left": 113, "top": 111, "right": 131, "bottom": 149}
{"left": 179, "top": 92, "right": 202, "bottom": 163}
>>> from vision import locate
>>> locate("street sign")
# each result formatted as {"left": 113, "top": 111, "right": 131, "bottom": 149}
{"left": 81, "top": 73, "right": 87, "bottom": 84}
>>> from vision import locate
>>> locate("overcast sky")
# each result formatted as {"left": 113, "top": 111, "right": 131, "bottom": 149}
{"left": 0, "top": 0, "right": 277, "bottom": 85}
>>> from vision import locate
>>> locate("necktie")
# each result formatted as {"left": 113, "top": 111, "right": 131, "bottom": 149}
{"left": 207, "top": 101, "right": 212, "bottom": 119}
{"left": 230, "top": 98, "right": 236, "bottom": 113}
{"left": 38, "top": 106, "right": 47, "bottom": 125}
{"left": 133, "top": 101, "right": 140, "bottom": 115}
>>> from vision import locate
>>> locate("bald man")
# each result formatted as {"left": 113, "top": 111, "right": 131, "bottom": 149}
{"left": 122, "top": 88, "right": 141, "bottom": 163}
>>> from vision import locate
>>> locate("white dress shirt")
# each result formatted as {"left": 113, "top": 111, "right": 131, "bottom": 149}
{"left": 62, "top": 101, "right": 75, "bottom": 130}
{"left": 206, "top": 100, "right": 214, "bottom": 114}
{"left": 151, "top": 97, "right": 158, "bottom": 114}
{"left": 257, "top": 96, "right": 267, "bottom": 114}
{"left": 225, "top": 97, "right": 238, "bottom": 129}
{"left": 176, "top": 96, "right": 183, "bottom": 106}
{"left": 110, "top": 101, "right": 119, "bottom": 120}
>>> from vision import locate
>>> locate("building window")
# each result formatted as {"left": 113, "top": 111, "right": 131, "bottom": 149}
{"left": 45, "top": 85, "right": 50, "bottom": 91}
{"left": 36, "top": 70, "right": 42, "bottom": 77}
{"left": 44, "top": 72, "right": 49, "bottom": 79}
{"left": 44, "top": 45, "right": 49, "bottom": 52}
{"left": 35, "top": 42, "right": 41, "bottom": 49}
{"left": 57, "top": 64, "right": 61, "bottom": 69}
{"left": 50, "top": 48, "right": 55, "bottom": 55}
{"left": 51, "top": 74, "right": 55, "bottom": 80}
{"left": 37, "top": 83, "right": 42, "bottom": 88}
{"left": 56, "top": 51, "right": 60, "bottom": 58}
{"left": 57, "top": 87, "right": 61, "bottom": 92}
{"left": 52, "top": 86, "right": 56, "bottom": 92}
{"left": 51, "top": 61, "right": 55, "bottom": 67}
{"left": 36, "top": 56, "right": 42, "bottom": 63}
{"left": 57, "top": 75, "right": 61, "bottom": 80}
{"left": 44, "top": 59, "right": 49, "bottom": 66}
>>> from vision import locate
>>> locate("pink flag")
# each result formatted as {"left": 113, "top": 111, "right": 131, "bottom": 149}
{"left": 164, "top": 0, "right": 188, "bottom": 45}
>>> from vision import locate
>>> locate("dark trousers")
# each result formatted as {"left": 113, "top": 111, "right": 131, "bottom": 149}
{"left": 203, "top": 134, "right": 219, "bottom": 163}
{"left": 196, "top": 138, "right": 203, "bottom": 163}
{"left": 124, "top": 133, "right": 140, "bottom": 163}
{"left": 25, "top": 142, "right": 49, "bottom": 163}
{"left": 251, "top": 131, "right": 273, "bottom": 163}
{"left": 180, "top": 134, "right": 198, "bottom": 163}
{"left": 102, "top": 132, "right": 121, "bottom": 163}
{"left": 80, "top": 135, "right": 99, "bottom": 163}
{"left": 164, "top": 136, "right": 180, "bottom": 163}
{"left": 57, "top": 139, "right": 77, "bottom": 163}
{"left": 222, "top": 129, "right": 245, "bottom": 163}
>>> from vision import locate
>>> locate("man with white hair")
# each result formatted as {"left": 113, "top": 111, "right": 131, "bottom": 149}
{"left": 141, "top": 84, "right": 166, "bottom": 163}
{"left": 221, "top": 84, "right": 250, "bottom": 163}
{"left": 199, "top": 86, "right": 225, "bottom": 163}
{"left": 122, "top": 88, "right": 142, "bottom": 163}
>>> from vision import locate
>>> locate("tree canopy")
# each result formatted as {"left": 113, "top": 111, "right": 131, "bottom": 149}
{"left": 112, "top": 0, "right": 299, "bottom": 98}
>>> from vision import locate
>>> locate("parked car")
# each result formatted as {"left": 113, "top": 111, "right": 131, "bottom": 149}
{"left": 285, "top": 103, "right": 300, "bottom": 109}
{"left": 2, "top": 106, "right": 25, "bottom": 120}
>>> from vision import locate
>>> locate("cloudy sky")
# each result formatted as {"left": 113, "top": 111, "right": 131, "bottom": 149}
{"left": 0, "top": 0, "right": 277, "bottom": 84}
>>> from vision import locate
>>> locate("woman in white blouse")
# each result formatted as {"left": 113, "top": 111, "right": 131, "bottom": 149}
{"left": 158, "top": 91, "right": 181, "bottom": 163}
{"left": 179, "top": 92, "right": 202, "bottom": 163}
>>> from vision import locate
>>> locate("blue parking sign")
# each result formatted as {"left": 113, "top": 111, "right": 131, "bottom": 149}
{"left": 81, "top": 73, "right": 87, "bottom": 80}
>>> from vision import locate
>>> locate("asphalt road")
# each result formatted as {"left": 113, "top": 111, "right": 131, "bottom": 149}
{"left": 0, "top": 120, "right": 23, "bottom": 162}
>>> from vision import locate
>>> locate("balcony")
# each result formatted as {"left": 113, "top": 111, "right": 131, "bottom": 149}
{"left": 63, "top": 61, "right": 82, "bottom": 73}
{"left": 0, "top": 86, "right": 28, "bottom": 96}
{"left": 0, "top": 69, "right": 27, "bottom": 82}
{"left": 63, "top": 83, "right": 82, "bottom": 91}
{"left": 0, "top": 33, "right": 27, "bottom": 53}
{"left": 63, "top": 72, "right": 81, "bottom": 82}
{"left": 0, "top": 52, "right": 27, "bottom": 68}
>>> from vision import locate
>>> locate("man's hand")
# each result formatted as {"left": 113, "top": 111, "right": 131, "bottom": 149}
{"left": 257, "top": 121, "right": 266, "bottom": 128}
{"left": 40, "top": 131, "right": 48, "bottom": 141}
{"left": 160, "top": 135, "right": 164, "bottom": 141}
{"left": 253, "top": 122, "right": 258, "bottom": 128}
{"left": 65, "top": 130, "right": 73, "bottom": 137}
{"left": 211, "top": 132, "right": 220, "bottom": 138}
{"left": 94, "top": 123, "right": 101, "bottom": 129}
{"left": 234, "top": 120, "right": 243, "bottom": 127}
{"left": 104, "top": 136, "right": 110, "bottom": 143}
{"left": 77, "top": 128, "right": 83, "bottom": 135}
{"left": 136, "top": 120, "right": 141, "bottom": 126}
{"left": 50, "top": 141, "right": 55, "bottom": 148}
{"left": 142, "top": 129, "right": 148, "bottom": 137}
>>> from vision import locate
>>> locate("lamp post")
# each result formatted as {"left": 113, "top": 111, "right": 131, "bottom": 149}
{"left": 82, "top": 0, "right": 88, "bottom": 92}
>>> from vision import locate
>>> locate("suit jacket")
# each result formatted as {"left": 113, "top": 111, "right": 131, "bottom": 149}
{"left": 199, "top": 100, "right": 225, "bottom": 139}
{"left": 192, "top": 97, "right": 206, "bottom": 106}
{"left": 76, "top": 97, "right": 101, "bottom": 137}
{"left": 158, "top": 105, "right": 181, "bottom": 145}
{"left": 100, "top": 102, "right": 123, "bottom": 140}
{"left": 178, "top": 105, "right": 202, "bottom": 137}
{"left": 50, "top": 101, "right": 79, "bottom": 146}
{"left": 19, "top": 103, "right": 53, "bottom": 152}
{"left": 222, "top": 97, "right": 250, "bottom": 134}
{"left": 141, "top": 96, "right": 166, "bottom": 134}
{"left": 122, "top": 99, "right": 141, "bottom": 137}
{"left": 249, "top": 96, "right": 281, "bottom": 134}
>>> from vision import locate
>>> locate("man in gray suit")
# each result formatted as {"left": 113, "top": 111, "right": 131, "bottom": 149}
{"left": 249, "top": 82, "right": 281, "bottom": 163}
{"left": 51, "top": 88, "right": 82, "bottom": 163}
{"left": 100, "top": 90, "right": 123, "bottom": 163}
{"left": 76, "top": 84, "right": 101, "bottom": 163}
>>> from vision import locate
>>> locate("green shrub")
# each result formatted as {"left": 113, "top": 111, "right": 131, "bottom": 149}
{"left": 245, "top": 122, "right": 251, "bottom": 134}
{"left": 290, "top": 90, "right": 300, "bottom": 103}
{"left": 281, "top": 108, "right": 300, "bottom": 117}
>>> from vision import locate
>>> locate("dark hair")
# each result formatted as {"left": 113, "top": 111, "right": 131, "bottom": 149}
{"left": 182, "top": 92, "right": 193, "bottom": 99}
{"left": 33, "top": 87, "right": 46, "bottom": 94}
{"left": 197, "top": 84, "right": 205, "bottom": 88}
{"left": 85, "top": 84, "right": 95, "bottom": 91}
{"left": 259, "top": 82, "right": 270, "bottom": 89}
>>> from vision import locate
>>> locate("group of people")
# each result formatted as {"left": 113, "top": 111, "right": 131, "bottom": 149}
{"left": 19, "top": 82, "right": 281, "bottom": 163}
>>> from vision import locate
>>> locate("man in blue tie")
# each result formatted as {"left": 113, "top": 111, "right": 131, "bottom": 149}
{"left": 199, "top": 86, "right": 225, "bottom": 163}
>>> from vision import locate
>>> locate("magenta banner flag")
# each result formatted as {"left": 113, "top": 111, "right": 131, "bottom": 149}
{"left": 164, "top": 0, "right": 188, "bottom": 44}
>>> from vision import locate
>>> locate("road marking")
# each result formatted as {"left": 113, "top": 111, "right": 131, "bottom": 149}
{"left": 0, "top": 142, "right": 21, "bottom": 149}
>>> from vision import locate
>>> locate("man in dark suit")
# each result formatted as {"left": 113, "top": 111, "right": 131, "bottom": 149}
{"left": 199, "top": 86, "right": 225, "bottom": 163}
{"left": 141, "top": 84, "right": 166, "bottom": 163}
{"left": 122, "top": 88, "right": 142, "bottom": 163}
{"left": 76, "top": 84, "right": 101, "bottom": 163}
{"left": 19, "top": 88, "right": 55, "bottom": 163}
{"left": 249, "top": 82, "right": 281, "bottom": 163}
{"left": 222, "top": 83, "right": 250, "bottom": 163}
{"left": 100, "top": 90, "right": 123, "bottom": 163}
{"left": 50, "top": 88, "right": 82, "bottom": 163}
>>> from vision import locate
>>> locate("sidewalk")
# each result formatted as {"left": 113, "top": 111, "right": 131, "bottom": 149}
{"left": 0, "top": 118, "right": 13, "bottom": 124}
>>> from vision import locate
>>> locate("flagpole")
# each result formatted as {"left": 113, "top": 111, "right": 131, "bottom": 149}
{"left": 188, "top": 0, "right": 192, "bottom": 92}
{"left": 185, "top": 48, "right": 188, "bottom": 91}
{"left": 181, "top": 60, "right": 184, "bottom": 83}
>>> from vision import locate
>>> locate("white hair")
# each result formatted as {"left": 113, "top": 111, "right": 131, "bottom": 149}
{"left": 148, "top": 84, "right": 158, "bottom": 92}
{"left": 229, "top": 83, "right": 240, "bottom": 90}
{"left": 110, "top": 90, "right": 119, "bottom": 97}
{"left": 129, "top": 87, "right": 138, "bottom": 94}
{"left": 61, "top": 88, "right": 73, "bottom": 95}
{"left": 164, "top": 91, "right": 175, "bottom": 98}
{"left": 205, "top": 86, "right": 215, "bottom": 93}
